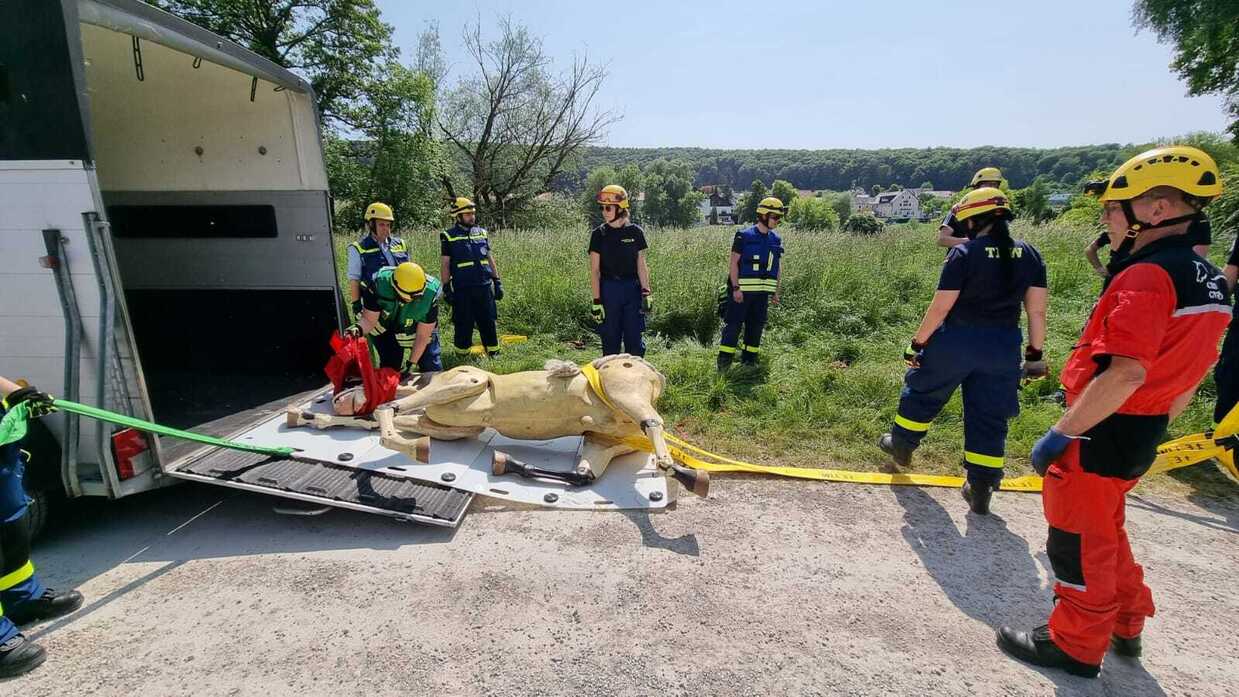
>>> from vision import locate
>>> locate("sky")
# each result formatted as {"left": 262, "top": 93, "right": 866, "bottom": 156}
{"left": 375, "top": 0, "right": 1229, "bottom": 150}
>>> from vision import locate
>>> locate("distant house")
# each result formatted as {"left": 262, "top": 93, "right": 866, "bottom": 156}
{"left": 850, "top": 188, "right": 877, "bottom": 214}
{"left": 699, "top": 185, "right": 736, "bottom": 225}
{"left": 873, "top": 189, "right": 922, "bottom": 220}
{"left": 1048, "top": 192, "right": 1073, "bottom": 209}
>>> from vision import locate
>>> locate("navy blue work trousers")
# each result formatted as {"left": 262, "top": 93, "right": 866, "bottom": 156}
{"left": 720, "top": 291, "right": 770, "bottom": 364}
{"left": 450, "top": 284, "right": 499, "bottom": 354}
{"left": 599, "top": 277, "right": 645, "bottom": 357}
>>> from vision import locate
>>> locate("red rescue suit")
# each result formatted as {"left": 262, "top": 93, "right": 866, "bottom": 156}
{"left": 323, "top": 332, "right": 400, "bottom": 416}
{"left": 1046, "top": 234, "right": 1231, "bottom": 665}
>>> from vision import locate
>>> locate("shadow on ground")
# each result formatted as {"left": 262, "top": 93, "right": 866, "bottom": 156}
{"left": 891, "top": 486, "right": 1168, "bottom": 697}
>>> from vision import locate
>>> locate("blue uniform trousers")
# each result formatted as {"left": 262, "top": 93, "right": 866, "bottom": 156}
{"left": 890, "top": 325, "right": 1022, "bottom": 486}
{"left": 599, "top": 277, "right": 645, "bottom": 357}
{"left": 450, "top": 284, "right": 499, "bottom": 354}
{"left": 720, "top": 292, "right": 770, "bottom": 364}
{"left": 373, "top": 328, "right": 443, "bottom": 374}
{"left": 1, "top": 444, "right": 44, "bottom": 643}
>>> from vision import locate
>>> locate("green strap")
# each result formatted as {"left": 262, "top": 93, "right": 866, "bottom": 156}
{"left": 52, "top": 399, "right": 297, "bottom": 458}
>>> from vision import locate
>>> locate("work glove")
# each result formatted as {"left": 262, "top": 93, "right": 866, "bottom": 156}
{"left": 1030, "top": 428, "right": 1073, "bottom": 476}
{"left": 350, "top": 298, "right": 363, "bottom": 318}
{"left": 903, "top": 339, "right": 927, "bottom": 369}
{"left": 492, "top": 278, "right": 504, "bottom": 301}
{"left": 343, "top": 324, "right": 364, "bottom": 339}
{"left": 443, "top": 281, "right": 455, "bottom": 305}
{"left": 641, "top": 289, "right": 652, "bottom": 314}
{"left": 3, "top": 386, "right": 56, "bottom": 418}
{"left": 1021, "top": 346, "right": 1048, "bottom": 386}
{"left": 591, "top": 299, "right": 605, "bottom": 324}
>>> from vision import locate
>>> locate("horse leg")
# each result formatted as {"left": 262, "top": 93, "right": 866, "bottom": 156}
{"left": 594, "top": 381, "right": 709, "bottom": 498}
{"left": 390, "top": 368, "right": 489, "bottom": 413}
{"left": 492, "top": 450, "right": 594, "bottom": 487}
{"left": 285, "top": 406, "right": 378, "bottom": 431}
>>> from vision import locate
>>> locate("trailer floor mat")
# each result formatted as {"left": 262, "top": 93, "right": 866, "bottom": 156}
{"left": 241, "top": 392, "right": 672, "bottom": 511}
{"left": 172, "top": 446, "right": 472, "bottom": 527}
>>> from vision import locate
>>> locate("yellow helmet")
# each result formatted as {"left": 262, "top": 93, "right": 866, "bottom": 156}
{"left": 450, "top": 197, "right": 476, "bottom": 217}
{"left": 392, "top": 262, "right": 427, "bottom": 300}
{"left": 1090, "top": 145, "right": 1222, "bottom": 203}
{"left": 970, "top": 167, "right": 1005, "bottom": 188}
{"left": 596, "top": 184, "right": 630, "bottom": 210}
{"left": 756, "top": 197, "right": 787, "bottom": 217}
{"left": 364, "top": 202, "right": 395, "bottom": 222}
{"left": 953, "top": 187, "right": 1013, "bottom": 222}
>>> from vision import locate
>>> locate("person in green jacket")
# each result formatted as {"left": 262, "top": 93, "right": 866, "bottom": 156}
{"left": 352, "top": 262, "right": 443, "bottom": 373}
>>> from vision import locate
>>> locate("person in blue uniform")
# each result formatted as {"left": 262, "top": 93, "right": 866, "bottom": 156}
{"left": 937, "top": 167, "right": 1005, "bottom": 248}
{"left": 346, "top": 202, "right": 410, "bottom": 317}
{"left": 588, "top": 185, "right": 651, "bottom": 357}
{"left": 717, "top": 197, "right": 786, "bottom": 370}
{"left": 1213, "top": 229, "right": 1239, "bottom": 425}
{"left": 879, "top": 188, "right": 1049, "bottom": 514}
{"left": 440, "top": 197, "right": 503, "bottom": 357}
{"left": 0, "top": 377, "right": 83, "bottom": 678}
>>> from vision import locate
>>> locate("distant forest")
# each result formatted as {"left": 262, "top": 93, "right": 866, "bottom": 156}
{"left": 562, "top": 144, "right": 1131, "bottom": 193}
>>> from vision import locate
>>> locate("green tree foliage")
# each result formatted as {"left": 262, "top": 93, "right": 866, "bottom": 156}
{"left": 1134, "top": 1, "right": 1239, "bottom": 142}
{"left": 919, "top": 193, "right": 951, "bottom": 219}
{"left": 787, "top": 196, "right": 839, "bottom": 231}
{"left": 1058, "top": 193, "right": 1103, "bottom": 229}
{"left": 581, "top": 165, "right": 644, "bottom": 226}
{"left": 642, "top": 160, "right": 704, "bottom": 228}
{"left": 771, "top": 180, "right": 799, "bottom": 209}
{"left": 155, "top": 0, "right": 396, "bottom": 128}
{"left": 1209, "top": 163, "right": 1239, "bottom": 236}
{"left": 736, "top": 180, "right": 768, "bottom": 224}
{"left": 1012, "top": 179, "right": 1055, "bottom": 223}
{"left": 826, "top": 192, "right": 853, "bottom": 225}
{"left": 325, "top": 63, "right": 442, "bottom": 231}
{"left": 843, "top": 211, "right": 884, "bottom": 235}
{"left": 509, "top": 193, "right": 587, "bottom": 230}
{"left": 568, "top": 144, "right": 1130, "bottom": 193}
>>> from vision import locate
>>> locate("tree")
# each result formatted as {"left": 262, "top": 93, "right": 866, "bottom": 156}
{"left": 1012, "top": 179, "right": 1054, "bottom": 223}
{"left": 828, "top": 191, "right": 852, "bottom": 225}
{"left": 1134, "top": 1, "right": 1239, "bottom": 142}
{"left": 843, "top": 211, "right": 883, "bottom": 235}
{"left": 919, "top": 193, "right": 951, "bottom": 219}
{"left": 642, "top": 160, "right": 704, "bottom": 228}
{"left": 870, "top": 184, "right": 882, "bottom": 196}
{"left": 1058, "top": 193, "right": 1104, "bottom": 228}
{"left": 155, "top": 0, "right": 396, "bottom": 128}
{"left": 1207, "top": 163, "right": 1239, "bottom": 236}
{"left": 439, "top": 17, "right": 619, "bottom": 226}
{"left": 325, "top": 62, "right": 443, "bottom": 230}
{"left": 736, "top": 180, "right": 768, "bottom": 224}
{"left": 787, "top": 196, "right": 839, "bottom": 231}
{"left": 581, "top": 164, "right": 643, "bottom": 226}
{"left": 771, "top": 179, "right": 799, "bottom": 209}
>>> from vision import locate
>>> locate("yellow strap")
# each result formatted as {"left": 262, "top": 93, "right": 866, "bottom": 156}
{"left": 581, "top": 362, "right": 617, "bottom": 411}
{"left": 468, "top": 334, "right": 527, "bottom": 355}
{"left": 0, "top": 560, "right": 35, "bottom": 592}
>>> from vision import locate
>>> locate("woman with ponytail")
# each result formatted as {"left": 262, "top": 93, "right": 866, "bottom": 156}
{"left": 879, "top": 188, "right": 1049, "bottom": 515}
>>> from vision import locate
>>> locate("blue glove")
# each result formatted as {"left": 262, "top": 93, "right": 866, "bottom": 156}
{"left": 492, "top": 278, "right": 504, "bottom": 301}
{"left": 1031, "top": 428, "right": 1073, "bottom": 476}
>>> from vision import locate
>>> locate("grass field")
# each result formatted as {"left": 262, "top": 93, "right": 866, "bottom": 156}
{"left": 334, "top": 222, "right": 1239, "bottom": 500}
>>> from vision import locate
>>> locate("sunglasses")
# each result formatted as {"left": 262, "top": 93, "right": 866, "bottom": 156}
{"left": 766, "top": 214, "right": 783, "bottom": 221}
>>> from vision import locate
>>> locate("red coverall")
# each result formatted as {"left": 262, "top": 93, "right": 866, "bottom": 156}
{"left": 1047, "top": 235, "right": 1231, "bottom": 665}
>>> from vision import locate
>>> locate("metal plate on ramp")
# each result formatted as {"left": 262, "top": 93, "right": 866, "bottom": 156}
{"left": 236, "top": 389, "right": 671, "bottom": 510}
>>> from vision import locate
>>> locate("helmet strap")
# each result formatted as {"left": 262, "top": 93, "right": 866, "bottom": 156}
{"left": 1119, "top": 199, "right": 1200, "bottom": 237}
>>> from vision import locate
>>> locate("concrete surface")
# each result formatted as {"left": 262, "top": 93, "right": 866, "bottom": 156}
{"left": 7, "top": 473, "right": 1238, "bottom": 696}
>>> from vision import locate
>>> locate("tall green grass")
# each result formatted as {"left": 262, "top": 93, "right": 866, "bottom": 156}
{"left": 334, "top": 222, "right": 1235, "bottom": 498}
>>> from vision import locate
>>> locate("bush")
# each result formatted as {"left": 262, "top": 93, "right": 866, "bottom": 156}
{"left": 508, "top": 193, "right": 587, "bottom": 230}
{"left": 788, "top": 196, "right": 839, "bottom": 231}
{"left": 844, "top": 211, "right": 884, "bottom": 234}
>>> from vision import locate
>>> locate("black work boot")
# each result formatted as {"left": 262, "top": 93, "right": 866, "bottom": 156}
{"left": 0, "top": 634, "right": 46, "bottom": 678}
{"left": 878, "top": 433, "right": 913, "bottom": 468}
{"left": 997, "top": 624, "right": 1101, "bottom": 678}
{"left": 961, "top": 479, "right": 995, "bottom": 515}
{"left": 5, "top": 588, "right": 85, "bottom": 625}
{"left": 1111, "top": 634, "right": 1142, "bottom": 658}
{"left": 716, "top": 353, "right": 733, "bottom": 372}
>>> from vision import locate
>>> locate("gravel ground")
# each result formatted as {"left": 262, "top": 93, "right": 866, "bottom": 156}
{"left": 7, "top": 472, "right": 1237, "bottom": 697}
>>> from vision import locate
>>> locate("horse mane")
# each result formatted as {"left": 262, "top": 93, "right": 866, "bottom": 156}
{"left": 544, "top": 359, "right": 581, "bottom": 378}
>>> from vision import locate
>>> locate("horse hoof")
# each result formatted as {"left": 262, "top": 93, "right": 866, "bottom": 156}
{"left": 414, "top": 436, "right": 431, "bottom": 463}
{"left": 492, "top": 451, "right": 509, "bottom": 476}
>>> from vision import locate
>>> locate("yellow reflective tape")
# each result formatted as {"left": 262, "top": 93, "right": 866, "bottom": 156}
{"left": 456, "top": 261, "right": 475, "bottom": 268}
{"left": 742, "top": 345, "right": 762, "bottom": 354}
{"left": 964, "top": 451, "right": 1004, "bottom": 468}
{"left": 0, "top": 560, "right": 35, "bottom": 592}
{"left": 718, "top": 345, "right": 738, "bottom": 354}
{"left": 894, "top": 414, "right": 931, "bottom": 432}
{"left": 481, "top": 259, "right": 491, "bottom": 265}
